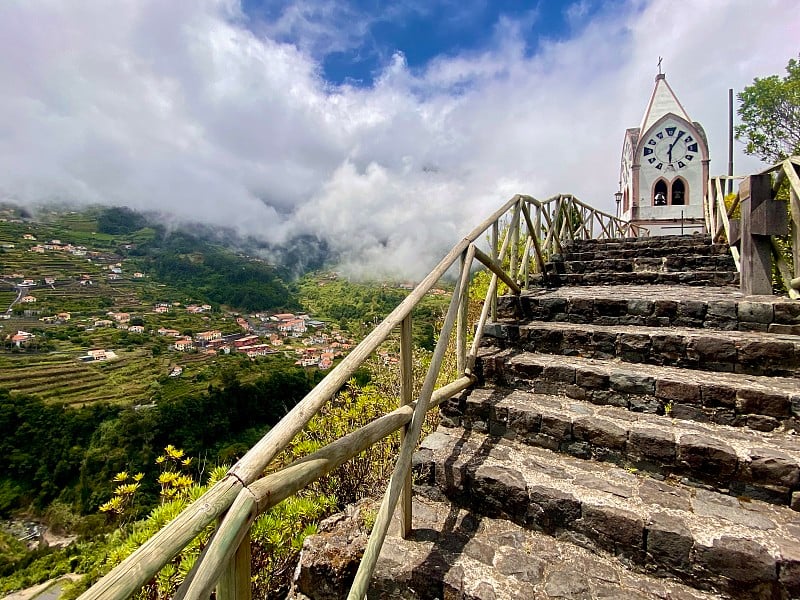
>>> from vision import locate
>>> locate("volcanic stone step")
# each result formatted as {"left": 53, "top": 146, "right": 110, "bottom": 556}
{"left": 441, "top": 387, "right": 800, "bottom": 507}
{"left": 370, "top": 494, "right": 721, "bottom": 599}
{"left": 483, "top": 320, "right": 800, "bottom": 377}
{"left": 531, "top": 270, "right": 740, "bottom": 287}
{"left": 498, "top": 285, "right": 800, "bottom": 334}
{"left": 414, "top": 426, "right": 800, "bottom": 598}
{"left": 477, "top": 348, "right": 800, "bottom": 432}
{"left": 563, "top": 234, "right": 714, "bottom": 252}
{"left": 563, "top": 243, "right": 730, "bottom": 262}
{"left": 559, "top": 255, "right": 736, "bottom": 275}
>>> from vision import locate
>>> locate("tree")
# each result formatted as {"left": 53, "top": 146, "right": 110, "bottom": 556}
{"left": 736, "top": 56, "right": 800, "bottom": 163}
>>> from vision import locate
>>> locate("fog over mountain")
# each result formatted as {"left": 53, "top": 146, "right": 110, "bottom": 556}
{"left": 1, "top": 1, "right": 796, "bottom": 277}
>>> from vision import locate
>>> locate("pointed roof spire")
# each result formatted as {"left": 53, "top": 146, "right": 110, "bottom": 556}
{"left": 639, "top": 71, "right": 691, "bottom": 134}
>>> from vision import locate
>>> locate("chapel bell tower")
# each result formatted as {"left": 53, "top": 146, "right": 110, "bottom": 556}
{"left": 619, "top": 70, "right": 709, "bottom": 235}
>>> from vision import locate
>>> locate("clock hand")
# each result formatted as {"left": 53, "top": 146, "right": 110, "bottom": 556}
{"left": 666, "top": 132, "right": 684, "bottom": 164}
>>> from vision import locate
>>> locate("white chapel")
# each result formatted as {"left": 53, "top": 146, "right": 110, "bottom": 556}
{"left": 619, "top": 72, "right": 709, "bottom": 235}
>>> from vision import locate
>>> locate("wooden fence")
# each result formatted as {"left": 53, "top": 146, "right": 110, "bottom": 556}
{"left": 705, "top": 156, "right": 800, "bottom": 298}
{"left": 77, "top": 194, "right": 646, "bottom": 600}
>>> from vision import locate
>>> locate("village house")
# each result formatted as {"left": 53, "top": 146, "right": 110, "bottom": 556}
{"left": 278, "top": 317, "right": 307, "bottom": 336}
{"left": 233, "top": 334, "right": 260, "bottom": 348}
{"left": 44, "top": 277, "right": 55, "bottom": 285}
{"left": 318, "top": 352, "right": 334, "bottom": 370}
{"left": 173, "top": 338, "right": 195, "bottom": 352}
{"left": 80, "top": 349, "right": 118, "bottom": 362}
{"left": 128, "top": 325, "right": 145, "bottom": 334}
{"left": 9, "top": 331, "right": 34, "bottom": 347}
{"left": 57, "top": 312, "right": 71, "bottom": 322}
{"left": 154, "top": 305, "right": 169, "bottom": 314}
{"left": 239, "top": 344, "right": 272, "bottom": 358}
{"left": 94, "top": 319, "right": 113, "bottom": 328}
{"left": 108, "top": 312, "right": 130, "bottom": 323}
{"left": 107, "top": 273, "right": 121, "bottom": 280}
{"left": 20, "top": 295, "right": 37, "bottom": 303}
{"left": 133, "top": 272, "right": 145, "bottom": 279}
{"left": 157, "top": 328, "right": 181, "bottom": 337}
{"left": 195, "top": 330, "right": 222, "bottom": 343}
{"left": 30, "top": 245, "right": 44, "bottom": 253}
{"left": 22, "top": 233, "right": 36, "bottom": 240}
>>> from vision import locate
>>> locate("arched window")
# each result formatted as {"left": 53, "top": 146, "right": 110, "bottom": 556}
{"left": 671, "top": 179, "right": 686, "bottom": 205}
{"left": 653, "top": 179, "right": 668, "bottom": 206}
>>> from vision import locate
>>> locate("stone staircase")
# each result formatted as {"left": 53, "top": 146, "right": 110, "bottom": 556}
{"left": 534, "top": 235, "right": 740, "bottom": 287}
{"left": 396, "top": 235, "right": 800, "bottom": 599}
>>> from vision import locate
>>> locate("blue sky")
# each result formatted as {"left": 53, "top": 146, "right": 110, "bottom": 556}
{"left": 240, "top": 1, "right": 605, "bottom": 86}
{"left": 0, "top": 0, "right": 797, "bottom": 277}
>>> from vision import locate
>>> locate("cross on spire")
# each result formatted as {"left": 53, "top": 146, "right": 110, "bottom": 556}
{"left": 657, "top": 56, "right": 663, "bottom": 75}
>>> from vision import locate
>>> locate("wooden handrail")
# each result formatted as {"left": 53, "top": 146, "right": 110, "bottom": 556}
{"left": 78, "top": 192, "right": 654, "bottom": 600}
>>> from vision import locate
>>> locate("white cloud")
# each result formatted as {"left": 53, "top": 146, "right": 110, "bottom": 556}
{"left": 0, "top": 0, "right": 797, "bottom": 278}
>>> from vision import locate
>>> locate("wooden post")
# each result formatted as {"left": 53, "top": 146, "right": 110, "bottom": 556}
{"left": 456, "top": 250, "right": 468, "bottom": 375}
{"left": 740, "top": 174, "right": 787, "bottom": 295}
{"left": 510, "top": 201, "right": 520, "bottom": 286}
{"left": 217, "top": 530, "right": 251, "bottom": 600}
{"left": 398, "top": 314, "right": 413, "bottom": 538}
{"left": 491, "top": 220, "right": 498, "bottom": 321}
{"left": 783, "top": 160, "right": 800, "bottom": 282}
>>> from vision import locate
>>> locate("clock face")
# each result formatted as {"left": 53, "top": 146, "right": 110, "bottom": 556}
{"left": 642, "top": 126, "right": 699, "bottom": 170}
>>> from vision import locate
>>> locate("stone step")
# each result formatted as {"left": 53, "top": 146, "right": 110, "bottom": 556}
{"left": 558, "top": 255, "right": 736, "bottom": 275}
{"left": 477, "top": 348, "right": 800, "bottom": 432}
{"left": 371, "top": 494, "right": 722, "bottom": 600}
{"left": 563, "top": 243, "right": 730, "bottom": 262}
{"left": 498, "top": 285, "right": 800, "bottom": 334}
{"left": 563, "top": 234, "right": 714, "bottom": 252}
{"left": 415, "top": 426, "right": 800, "bottom": 598}
{"left": 483, "top": 320, "right": 800, "bottom": 377}
{"left": 440, "top": 387, "right": 800, "bottom": 507}
{"left": 530, "top": 270, "right": 740, "bottom": 287}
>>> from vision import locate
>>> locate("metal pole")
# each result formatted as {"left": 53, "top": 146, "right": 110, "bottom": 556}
{"left": 728, "top": 88, "right": 734, "bottom": 195}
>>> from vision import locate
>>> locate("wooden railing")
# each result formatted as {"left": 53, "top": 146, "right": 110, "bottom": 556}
{"left": 78, "top": 194, "right": 644, "bottom": 600}
{"left": 705, "top": 156, "right": 800, "bottom": 298}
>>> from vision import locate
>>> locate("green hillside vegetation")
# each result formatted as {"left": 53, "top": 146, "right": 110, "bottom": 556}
{"left": 0, "top": 204, "right": 455, "bottom": 598}
{"left": 297, "top": 275, "right": 449, "bottom": 348}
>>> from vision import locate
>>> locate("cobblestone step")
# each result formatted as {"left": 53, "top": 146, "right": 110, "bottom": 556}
{"left": 562, "top": 234, "right": 714, "bottom": 252}
{"left": 477, "top": 347, "right": 800, "bottom": 432}
{"left": 563, "top": 243, "right": 730, "bottom": 262}
{"left": 498, "top": 285, "right": 800, "bottom": 334}
{"left": 558, "top": 255, "right": 736, "bottom": 275}
{"left": 371, "top": 494, "right": 722, "bottom": 600}
{"left": 414, "top": 426, "right": 800, "bottom": 599}
{"left": 440, "top": 387, "right": 800, "bottom": 508}
{"left": 530, "top": 269, "right": 740, "bottom": 287}
{"left": 483, "top": 320, "right": 800, "bottom": 377}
